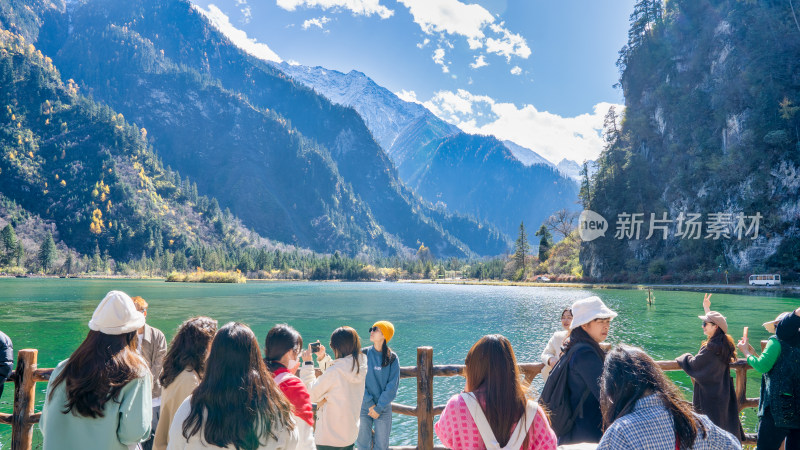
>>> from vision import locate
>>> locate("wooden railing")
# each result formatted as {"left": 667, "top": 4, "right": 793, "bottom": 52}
{"left": 386, "top": 347, "right": 761, "bottom": 449}
{"left": 3, "top": 345, "right": 764, "bottom": 450}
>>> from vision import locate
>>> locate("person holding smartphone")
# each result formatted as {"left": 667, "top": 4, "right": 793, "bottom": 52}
{"left": 300, "top": 327, "right": 367, "bottom": 450}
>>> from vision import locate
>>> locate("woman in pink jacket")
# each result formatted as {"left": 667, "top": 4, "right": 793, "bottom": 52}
{"left": 435, "top": 335, "right": 557, "bottom": 450}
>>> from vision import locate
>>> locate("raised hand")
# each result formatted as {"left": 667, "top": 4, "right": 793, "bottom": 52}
{"left": 736, "top": 337, "right": 751, "bottom": 357}
{"left": 702, "top": 293, "right": 712, "bottom": 313}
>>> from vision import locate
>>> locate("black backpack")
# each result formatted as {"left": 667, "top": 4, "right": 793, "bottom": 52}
{"left": 538, "top": 342, "right": 592, "bottom": 437}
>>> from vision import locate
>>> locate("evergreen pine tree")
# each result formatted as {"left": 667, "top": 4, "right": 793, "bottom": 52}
{"left": 535, "top": 224, "right": 552, "bottom": 262}
{"left": 513, "top": 221, "right": 530, "bottom": 273}
{"left": 39, "top": 232, "right": 57, "bottom": 272}
{"left": 1, "top": 224, "right": 17, "bottom": 265}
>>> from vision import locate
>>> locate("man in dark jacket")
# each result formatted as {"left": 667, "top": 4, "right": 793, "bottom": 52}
{"left": 0, "top": 331, "right": 13, "bottom": 398}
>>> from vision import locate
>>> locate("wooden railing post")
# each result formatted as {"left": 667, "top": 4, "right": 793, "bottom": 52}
{"left": 417, "top": 347, "right": 433, "bottom": 450}
{"left": 734, "top": 366, "right": 748, "bottom": 411}
{"left": 12, "top": 349, "right": 37, "bottom": 450}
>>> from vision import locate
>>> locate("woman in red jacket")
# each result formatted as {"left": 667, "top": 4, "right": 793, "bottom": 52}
{"left": 264, "top": 324, "right": 315, "bottom": 448}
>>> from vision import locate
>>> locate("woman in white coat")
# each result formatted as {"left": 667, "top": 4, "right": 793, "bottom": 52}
{"left": 300, "top": 326, "right": 367, "bottom": 450}
{"left": 540, "top": 308, "right": 572, "bottom": 381}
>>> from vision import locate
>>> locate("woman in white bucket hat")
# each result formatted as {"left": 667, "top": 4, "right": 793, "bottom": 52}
{"left": 556, "top": 296, "right": 617, "bottom": 446}
{"left": 40, "top": 290, "right": 153, "bottom": 450}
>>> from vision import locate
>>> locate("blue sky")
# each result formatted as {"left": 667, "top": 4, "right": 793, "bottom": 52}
{"left": 190, "top": 0, "right": 635, "bottom": 164}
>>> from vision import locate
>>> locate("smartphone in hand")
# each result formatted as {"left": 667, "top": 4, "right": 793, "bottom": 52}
{"left": 743, "top": 326, "right": 749, "bottom": 341}
{"left": 311, "top": 342, "right": 321, "bottom": 352}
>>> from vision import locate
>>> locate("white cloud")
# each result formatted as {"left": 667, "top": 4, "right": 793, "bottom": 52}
{"left": 432, "top": 48, "right": 449, "bottom": 73}
{"left": 417, "top": 38, "right": 430, "bottom": 49}
{"left": 470, "top": 55, "right": 488, "bottom": 69}
{"left": 277, "top": 0, "right": 394, "bottom": 19}
{"left": 194, "top": 4, "right": 282, "bottom": 63}
{"left": 397, "top": 0, "right": 530, "bottom": 64}
{"left": 302, "top": 16, "right": 331, "bottom": 29}
{"left": 485, "top": 22, "right": 530, "bottom": 61}
{"left": 420, "top": 89, "right": 624, "bottom": 163}
{"left": 236, "top": 0, "right": 252, "bottom": 23}
{"left": 395, "top": 89, "right": 421, "bottom": 104}
{"left": 510, "top": 66, "right": 521, "bottom": 75}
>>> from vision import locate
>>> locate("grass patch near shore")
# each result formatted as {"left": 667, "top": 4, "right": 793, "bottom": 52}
{"left": 166, "top": 269, "right": 246, "bottom": 283}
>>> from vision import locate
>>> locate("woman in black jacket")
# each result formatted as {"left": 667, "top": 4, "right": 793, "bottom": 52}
{"left": 557, "top": 296, "right": 617, "bottom": 445}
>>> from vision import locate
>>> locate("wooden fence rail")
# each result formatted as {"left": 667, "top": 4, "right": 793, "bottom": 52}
{"left": 3, "top": 345, "right": 765, "bottom": 450}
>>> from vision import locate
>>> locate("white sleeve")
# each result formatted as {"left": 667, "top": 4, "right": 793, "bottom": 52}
{"left": 541, "top": 333, "right": 559, "bottom": 365}
{"left": 166, "top": 397, "right": 192, "bottom": 450}
{"left": 304, "top": 367, "right": 337, "bottom": 403}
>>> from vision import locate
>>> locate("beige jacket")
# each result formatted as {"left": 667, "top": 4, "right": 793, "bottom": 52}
{"left": 300, "top": 354, "right": 367, "bottom": 447}
{"left": 154, "top": 369, "right": 200, "bottom": 450}
{"left": 139, "top": 324, "right": 168, "bottom": 398}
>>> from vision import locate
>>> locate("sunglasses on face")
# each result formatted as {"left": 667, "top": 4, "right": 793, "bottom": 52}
{"left": 369, "top": 326, "right": 379, "bottom": 333}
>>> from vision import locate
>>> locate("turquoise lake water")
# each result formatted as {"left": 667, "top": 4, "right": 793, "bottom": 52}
{"left": 0, "top": 279, "right": 797, "bottom": 447}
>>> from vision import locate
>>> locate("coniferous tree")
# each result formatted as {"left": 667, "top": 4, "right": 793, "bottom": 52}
{"left": 64, "top": 253, "right": 74, "bottom": 275}
{"left": 14, "top": 241, "right": 24, "bottom": 268}
{"left": 1, "top": 224, "right": 17, "bottom": 265}
{"left": 39, "top": 232, "right": 57, "bottom": 272}
{"left": 535, "top": 224, "right": 552, "bottom": 262}
{"left": 513, "top": 221, "right": 530, "bottom": 274}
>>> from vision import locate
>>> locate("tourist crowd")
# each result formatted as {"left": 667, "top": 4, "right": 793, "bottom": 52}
{"left": 1, "top": 290, "right": 798, "bottom": 449}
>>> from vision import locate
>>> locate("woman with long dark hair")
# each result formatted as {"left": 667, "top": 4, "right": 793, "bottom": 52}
{"left": 41, "top": 291, "right": 152, "bottom": 450}
{"left": 597, "top": 345, "right": 740, "bottom": 449}
{"left": 356, "top": 321, "right": 400, "bottom": 450}
{"left": 555, "top": 296, "right": 616, "bottom": 445}
{"left": 676, "top": 295, "right": 744, "bottom": 441}
{"left": 300, "top": 326, "right": 367, "bottom": 450}
{"left": 435, "top": 334, "right": 556, "bottom": 449}
{"left": 264, "top": 324, "right": 315, "bottom": 449}
{"left": 153, "top": 316, "right": 217, "bottom": 450}
{"left": 167, "top": 322, "right": 297, "bottom": 449}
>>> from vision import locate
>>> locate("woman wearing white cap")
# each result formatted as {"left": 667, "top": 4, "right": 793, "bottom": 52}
{"left": 557, "top": 296, "right": 616, "bottom": 445}
{"left": 40, "top": 291, "right": 153, "bottom": 450}
{"left": 675, "top": 294, "right": 744, "bottom": 442}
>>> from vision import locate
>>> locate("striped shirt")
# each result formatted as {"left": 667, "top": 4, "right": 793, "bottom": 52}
{"left": 596, "top": 395, "right": 741, "bottom": 450}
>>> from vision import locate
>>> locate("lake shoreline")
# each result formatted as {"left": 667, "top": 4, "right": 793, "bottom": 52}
{"left": 3, "top": 274, "right": 799, "bottom": 297}
{"left": 400, "top": 279, "right": 800, "bottom": 297}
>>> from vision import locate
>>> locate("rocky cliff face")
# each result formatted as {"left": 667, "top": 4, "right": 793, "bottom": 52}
{"left": 582, "top": 0, "right": 800, "bottom": 280}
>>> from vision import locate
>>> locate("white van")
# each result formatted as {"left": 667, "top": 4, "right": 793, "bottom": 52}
{"left": 749, "top": 274, "right": 781, "bottom": 286}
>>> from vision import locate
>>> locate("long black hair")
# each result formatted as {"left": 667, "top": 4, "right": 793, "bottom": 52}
{"left": 182, "top": 322, "right": 294, "bottom": 449}
{"left": 330, "top": 326, "right": 361, "bottom": 374}
{"left": 600, "top": 345, "right": 706, "bottom": 450}
{"left": 379, "top": 341, "right": 395, "bottom": 367}
{"left": 562, "top": 324, "right": 606, "bottom": 360}
{"left": 264, "top": 324, "right": 303, "bottom": 372}
{"left": 160, "top": 317, "right": 218, "bottom": 388}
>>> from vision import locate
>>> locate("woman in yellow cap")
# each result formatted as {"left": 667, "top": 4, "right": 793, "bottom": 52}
{"left": 356, "top": 321, "right": 400, "bottom": 450}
